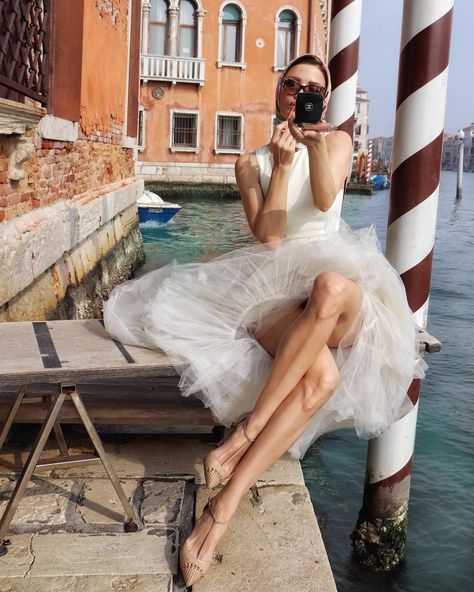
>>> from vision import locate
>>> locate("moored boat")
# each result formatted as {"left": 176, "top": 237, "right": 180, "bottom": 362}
{"left": 137, "top": 190, "right": 182, "bottom": 224}
{"left": 370, "top": 174, "right": 391, "bottom": 190}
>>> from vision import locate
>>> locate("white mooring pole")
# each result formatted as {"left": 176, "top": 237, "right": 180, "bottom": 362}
{"left": 456, "top": 129, "right": 464, "bottom": 199}
{"left": 352, "top": 0, "right": 453, "bottom": 572}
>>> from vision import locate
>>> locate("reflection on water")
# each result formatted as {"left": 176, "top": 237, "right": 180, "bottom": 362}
{"left": 139, "top": 172, "right": 474, "bottom": 591}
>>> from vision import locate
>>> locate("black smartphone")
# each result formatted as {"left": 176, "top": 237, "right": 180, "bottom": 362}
{"left": 294, "top": 92, "right": 324, "bottom": 126}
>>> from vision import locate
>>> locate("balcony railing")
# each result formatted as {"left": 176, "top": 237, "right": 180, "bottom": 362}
{"left": 141, "top": 55, "right": 205, "bottom": 85}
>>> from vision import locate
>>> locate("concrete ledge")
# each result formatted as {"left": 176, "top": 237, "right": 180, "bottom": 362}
{"left": 137, "top": 161, "right": 237, "bottom": 184}
{"left": 0, "top": 210, "right": 144, "bottom": 320}
{"left": 0, "top": 575, "right": 173, "bottom": 592}
{"left": 0, "top": 178, "right": 143, "bottom": 307}
{"left": 0, "top": 434, "right": 334, "bottom": 591}
{"left": 194, "top": 484, "right": 337, "bottom": 592}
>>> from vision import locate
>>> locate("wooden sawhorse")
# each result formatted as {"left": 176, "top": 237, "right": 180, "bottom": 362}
{"left": 0, "top": 319, "right": 177, "bottom": 556}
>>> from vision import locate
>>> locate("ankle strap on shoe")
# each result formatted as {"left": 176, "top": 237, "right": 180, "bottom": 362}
{"left": 242, "top": 418, "right": 255, "bottom": 443}
{"left": 208, "top": 498, "right": 228, "bottom": 525}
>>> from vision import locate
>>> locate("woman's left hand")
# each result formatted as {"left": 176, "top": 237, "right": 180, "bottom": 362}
{"left": 288, "top": 115, "right": 333, "bottom": 146}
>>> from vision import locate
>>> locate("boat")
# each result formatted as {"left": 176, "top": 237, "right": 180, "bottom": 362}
{"left": 137, "top": 190, "right": 182, "bottom": 224}
{"left": 370, "top": 174, "right": 391, "bottom": 190}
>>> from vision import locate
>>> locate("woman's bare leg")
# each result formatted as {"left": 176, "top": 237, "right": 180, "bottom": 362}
{"left": 207, "top": 272, "right": 362, "bottom": 474}
{"left": 246, "top": 272, "right": 362, "bottom": 436}
{"left": 184, "top": 345, "right": 339, "bottom": 562}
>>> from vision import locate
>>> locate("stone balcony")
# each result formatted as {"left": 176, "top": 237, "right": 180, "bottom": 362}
{"left": 141, "top": 54, "right": 205, "bottom": 85}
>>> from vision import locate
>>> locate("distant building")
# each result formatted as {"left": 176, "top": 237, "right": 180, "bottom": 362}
{"left": 461, "top": 123, "right": 474, "bottom": 171}
{"left": 441, "top": 132, "right": 457, "bottom": 170}
{"left": 371, "top": 136, "right": 393, "bottom": 171}
{"left": 353, "top": 85, "right": 369, "bottom": 155}
{"left": 441, "top": 125, "right": 474, "bottom": 172}
{"left": 138, "top": 0, "right": 329, "bottom": 184}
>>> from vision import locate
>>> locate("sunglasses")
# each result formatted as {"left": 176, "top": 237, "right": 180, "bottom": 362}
{"left": 281, "top": 77, "right": 328, "bottom": 98}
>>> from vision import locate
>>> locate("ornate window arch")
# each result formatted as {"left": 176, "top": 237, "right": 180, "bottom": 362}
{"left": 218, "top": 1, "right": 247, "bottom": 68}
{"left": 274, "top": 7, "right": 302, "bottom": 70}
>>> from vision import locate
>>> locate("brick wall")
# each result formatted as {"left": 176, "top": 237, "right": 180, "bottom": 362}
{"left": 0, "top": 127, "right": 135, "bottom": 223}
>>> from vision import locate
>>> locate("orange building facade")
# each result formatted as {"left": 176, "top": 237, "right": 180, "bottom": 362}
{"left": 0, "top": 0, "right": 143, "bottom": 320}
{"left": 138, "top": 0, "right": 329, "bottom": 183}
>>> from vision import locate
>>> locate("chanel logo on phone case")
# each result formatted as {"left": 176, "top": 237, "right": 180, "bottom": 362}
{"left": 304, "top": 102, "right": 314, "bottom": 112}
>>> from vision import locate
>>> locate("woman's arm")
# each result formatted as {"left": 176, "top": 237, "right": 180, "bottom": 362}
{"left": 289, "top": 119, "right": 353, "bottom": 212}
{"left": 235, "top": 121, "right": 297, "bottom": 245}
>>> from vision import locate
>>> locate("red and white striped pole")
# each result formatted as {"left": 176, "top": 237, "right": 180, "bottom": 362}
{"left": 326, "top": 0, "right": 363, "bottom": 140}
{"left": 365, "top": 139, "right": 372, "bottom": 182}
{"left": 352, "top": 0, "right": 453, "bottom": 571}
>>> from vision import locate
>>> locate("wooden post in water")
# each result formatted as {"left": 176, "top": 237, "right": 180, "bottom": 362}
{"left": 365, "top": 139, "right": 372, "bottom": 183}
{"left": 325, "top": 0, "right": 363, "bottom": 141}
{"left": 456, "top": 129, "right": 464, "bottom": 199}
{"left": 351, "top": 0, "right": 453, "bottom": 572}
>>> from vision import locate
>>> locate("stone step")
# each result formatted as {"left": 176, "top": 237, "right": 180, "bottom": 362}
{"left": 0, "top": 574, "right": 174, "bottom": 592}
{"left": 0, "top": 531, "right": 176, "bottom": 591}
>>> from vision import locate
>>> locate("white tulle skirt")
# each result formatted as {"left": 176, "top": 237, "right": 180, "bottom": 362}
{"left": 103, "top": 223, "right": 425, "bottom": 459}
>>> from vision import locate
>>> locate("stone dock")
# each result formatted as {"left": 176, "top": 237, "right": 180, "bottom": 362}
{"left": 0, "top": 430, "right": 337, "bottom": 591}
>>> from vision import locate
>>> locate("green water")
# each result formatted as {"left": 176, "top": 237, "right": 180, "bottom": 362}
{"left": 139, "top": 171, "right": 473, "bottom": 591}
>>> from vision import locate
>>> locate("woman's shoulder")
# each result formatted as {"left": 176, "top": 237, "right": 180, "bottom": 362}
{"left": 326, "top": 128, "right": 353, "bottom": 149}
{"left": 235, "top": 150, "right": 260, "bottom": 187}
{"left": 235, "top": 148, "right": 267, "bottom": 178}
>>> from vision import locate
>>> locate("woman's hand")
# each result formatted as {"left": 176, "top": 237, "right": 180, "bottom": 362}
{"left": 288, "top": 115, "right": 332, "bottom": 147}
{"left": 269, "top": 120, "right": 297, "bottom": 167}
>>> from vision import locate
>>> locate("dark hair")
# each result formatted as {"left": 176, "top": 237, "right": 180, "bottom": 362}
{"left": 283, "top": 54, "right": 330, "bottom": 90}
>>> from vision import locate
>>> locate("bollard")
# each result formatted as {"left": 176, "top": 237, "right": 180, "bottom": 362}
{"left": 456, "top": 129, "right": 464, "bottom": 199}
{"left": 326, "top": 0, "right": 363, "bottom": 140}
{"left": 351, "top": 0, "right": 453, "bottom": 572}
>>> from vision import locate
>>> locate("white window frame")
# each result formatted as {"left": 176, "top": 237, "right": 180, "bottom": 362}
{"left": 273, "top": 6, "right": 302, "bottom": 71}
{"left": 137, "top": 106, "right": 146, "bottom": 151}
{"left": 214, "top": 111, "right": 244, "bottom": 154}
{"left": 170, "top": 108, "right": 200, "bottom": 153}
{"left": 217, "top": 1, "right": 247, "bottom": 69}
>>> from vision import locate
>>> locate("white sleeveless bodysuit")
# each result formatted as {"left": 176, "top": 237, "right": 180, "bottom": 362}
{"left": 255, "top": 145, "right": 343, "bottom": 239}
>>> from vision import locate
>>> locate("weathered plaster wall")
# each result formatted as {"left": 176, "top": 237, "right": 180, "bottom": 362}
{"left": 81, "top": 0, "right": 130, "bottom": 136}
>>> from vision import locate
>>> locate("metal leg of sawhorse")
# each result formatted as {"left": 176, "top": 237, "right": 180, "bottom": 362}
{"left": 0, "top": 383, "right": 139, "bottom": 556}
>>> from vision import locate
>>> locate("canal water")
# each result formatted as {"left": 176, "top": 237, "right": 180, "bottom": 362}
{"left": 139, "top": 171, "right": 473, "bottom": 591}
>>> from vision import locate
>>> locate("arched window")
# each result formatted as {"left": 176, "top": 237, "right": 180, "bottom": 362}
{"left": 221, "top": 4, "right": 242, "bottom": 63}
{"left": 149, "top": 0, "right": 168, "bottom": 55}
{"left": 276, "top": 9, "right": 296, "bottom": 68}
{"left": 179, "top": 0, "right": 197, "bottom": 58}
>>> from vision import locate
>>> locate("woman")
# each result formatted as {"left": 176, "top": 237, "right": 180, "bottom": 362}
{"left": 104, "top": 55, "right": 423, "bottom": 587}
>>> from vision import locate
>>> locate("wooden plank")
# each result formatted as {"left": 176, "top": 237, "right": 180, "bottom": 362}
{"left": 0, "top": 399, "right": 213, "bottom": 425}
{"left": 0, "top": 321, "right": 176, "bottom": 385}
{"left": 46, "top": 320, "right": 137, "bottom": 370}
{"left": 418, "top": 329, "right": 442, "bottom": 353}
{"left": 33, "top": 322, "right": 62, "bottom": 368}
{"left": 0, "top": 323, "right": 44, "bottom": 373}
{"left": 0, "top": 365, "right": 177, "bottom": 386}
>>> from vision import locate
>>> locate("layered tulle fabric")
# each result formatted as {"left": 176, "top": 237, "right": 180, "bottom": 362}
{"left": 104, "top": 222, "right": 425, "bottom": 459}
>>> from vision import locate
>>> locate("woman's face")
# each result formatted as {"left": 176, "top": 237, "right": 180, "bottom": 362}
{"left": 278, "top": 62, "right": 327, "bottom": 120}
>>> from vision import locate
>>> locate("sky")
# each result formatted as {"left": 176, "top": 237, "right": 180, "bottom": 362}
{"left": 358, "top": 0, "right": 473, "bottom": 137}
